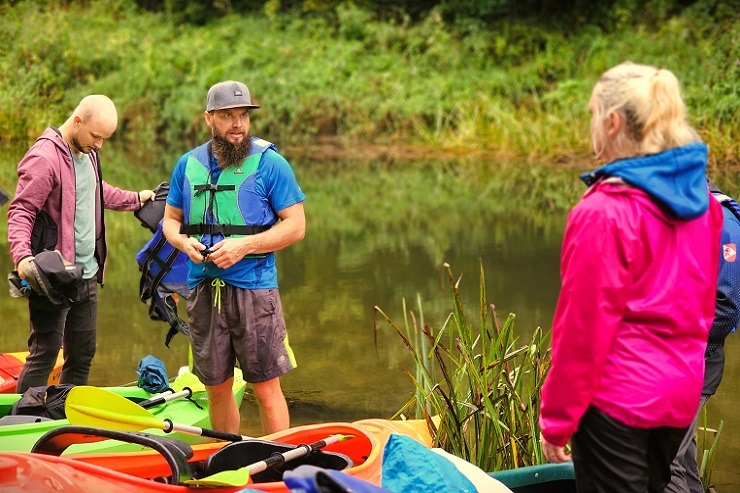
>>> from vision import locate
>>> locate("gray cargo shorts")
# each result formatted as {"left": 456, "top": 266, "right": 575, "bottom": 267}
{"left": 186, "top": 280, "right": 296, "bottom": 385}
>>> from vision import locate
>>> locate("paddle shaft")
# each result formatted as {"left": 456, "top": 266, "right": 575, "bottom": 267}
{"left": 139, "top": 387, "right": 192, "bottom": 409}
{"left": 247, "top": 435, "right": 345, "bottom": 474}
{"left": 183, "top": 434, "right": 352, "bottom": 487}
{"left": 163, "top": 419, "right": 251, "bottom": 442}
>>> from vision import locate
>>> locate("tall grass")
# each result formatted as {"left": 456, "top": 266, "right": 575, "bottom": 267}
{"left": 375, "top": 261, "right": 730, "bottom": 485}
{"left": 374, "top": 262, "right": 550, "bottom": 471}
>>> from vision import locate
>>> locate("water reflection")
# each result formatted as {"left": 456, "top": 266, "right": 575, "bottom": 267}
{"left": 0, "top": 143, "right": 738, "bottom": 488}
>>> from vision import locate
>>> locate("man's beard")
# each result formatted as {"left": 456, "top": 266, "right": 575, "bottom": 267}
{"left": 71, "top": 136, "right": 91, "bottom": 154}
{"left": 212, "top": 132, "right": 251, "bottom": 169}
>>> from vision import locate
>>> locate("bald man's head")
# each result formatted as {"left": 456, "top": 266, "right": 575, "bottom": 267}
{"left": 64, "top": 95, "right": 118, "bottom": 155}
{"left": 75, "top": 95, "right": 118, "bottom": 136}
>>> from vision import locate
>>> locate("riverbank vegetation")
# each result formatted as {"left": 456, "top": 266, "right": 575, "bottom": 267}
{"left": 0, "top": 0, "right": 736, "bottom": 172}
{"left": 376, "top": 263, "right": 725, "bottom": 482}
{"left": 375, "top": 263, "right": 550, "bottom": 470}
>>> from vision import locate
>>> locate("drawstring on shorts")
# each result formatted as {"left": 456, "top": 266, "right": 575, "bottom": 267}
{"left": 211, "top": 278, "right": 225, "bottom": 313}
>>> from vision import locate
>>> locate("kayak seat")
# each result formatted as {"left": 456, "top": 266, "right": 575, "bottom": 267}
{"left": 198, "top": 439, "right": 354, "bottom": 484}
{"left": 0, "top": 414, "right": 54, "bottom": 425}
{"left": 32, "top": 425, "right": 194, "bottom": 484}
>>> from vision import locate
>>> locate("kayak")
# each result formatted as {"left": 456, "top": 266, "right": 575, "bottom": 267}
{"left": 489, "top": 462, "right": 576, "bottom": 493}
{"left": 0, "top": 368, "right": 246, "bottom": 453}
{"left": 0, "top": 418, "right": 431, "bottom": 492}
{"left": 0, "top": 350, "right": 64, "bottom": 393}
{"left": 0, "top": 415, "right": 575, "bottom": 493}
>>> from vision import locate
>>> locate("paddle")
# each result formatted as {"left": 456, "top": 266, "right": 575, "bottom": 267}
{"left": 138, "top": 387, "right": 192, "bottom": 409}
{"left": 65, "top": 386, "right": 251, "bottom": 442}
{"left": 184, "top": 433, "right": 354, "bottom": 487}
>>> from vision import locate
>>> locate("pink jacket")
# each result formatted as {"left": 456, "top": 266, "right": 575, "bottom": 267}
{"left": 7, "top": 128, "right": 140, "bottom": 283}
{"left": 539, "top": 181, "right": 723, "bottom": 447}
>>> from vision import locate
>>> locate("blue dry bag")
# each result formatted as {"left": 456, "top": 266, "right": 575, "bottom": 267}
{"left": 136, "top": 355, "right": 169, "bottom": 393}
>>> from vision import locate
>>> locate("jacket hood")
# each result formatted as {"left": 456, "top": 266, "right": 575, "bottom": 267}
{"left": 38, "top": 127, "right": 71, "bottom": 152}
{"left": 580, "top": 142, "right": 709, "bottom": 220}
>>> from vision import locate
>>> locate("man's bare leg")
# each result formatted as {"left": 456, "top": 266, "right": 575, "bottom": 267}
{"left": 253, "top": 377, "right": 289, "bottom": 434}
{"left": 205, "top": 377, "right": 239, "bottom": 433}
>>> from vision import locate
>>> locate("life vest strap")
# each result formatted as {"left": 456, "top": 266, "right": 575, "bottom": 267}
{"left": 140, "top": 234, "right": 181, "bottom": 292}
{"left": 193, "top": 184, "right": 235, "bottom": 195}
{"left": 180, "top": 224, "right": 272, "bottom": 236}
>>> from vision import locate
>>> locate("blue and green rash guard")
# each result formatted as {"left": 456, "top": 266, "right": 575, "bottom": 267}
{"left": 166, "top": 137, "right": 305, "bottom": 290}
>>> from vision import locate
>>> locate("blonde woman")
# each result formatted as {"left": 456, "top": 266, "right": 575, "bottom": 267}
{"left": 539, "top": 62, "right": 724, "bottom": 492}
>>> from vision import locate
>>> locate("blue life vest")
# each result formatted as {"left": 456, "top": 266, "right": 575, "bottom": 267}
{"left": 136, "top": 220, "right": 189, "bottom": 347}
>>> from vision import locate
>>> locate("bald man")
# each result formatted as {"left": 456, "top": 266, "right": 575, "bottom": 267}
{"left": 8, "top": 95, "right": 155, "bottom": 392}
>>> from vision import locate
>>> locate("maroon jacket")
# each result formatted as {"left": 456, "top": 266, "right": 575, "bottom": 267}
{"left": 7, "top": 127, "right": 140, "bottom": 283}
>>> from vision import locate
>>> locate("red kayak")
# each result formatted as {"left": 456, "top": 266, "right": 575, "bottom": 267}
{"left": 0, "top": 418, "right": 432, "bottom": 492}
{"left": 0, "top": 350, "right": 63, "bottom": 393}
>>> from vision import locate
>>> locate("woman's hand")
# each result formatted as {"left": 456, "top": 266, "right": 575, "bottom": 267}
{"left": 540, "top": 433, "right": 572, "bottom": 463}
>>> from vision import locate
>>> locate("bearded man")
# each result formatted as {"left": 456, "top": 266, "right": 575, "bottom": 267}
{"left": 163, "top": 81, "right": 305, "bottom": 434}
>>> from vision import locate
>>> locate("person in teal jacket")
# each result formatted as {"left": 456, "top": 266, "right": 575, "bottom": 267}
{"left": 163, "top": 81, "right": 306, "bottom": 435}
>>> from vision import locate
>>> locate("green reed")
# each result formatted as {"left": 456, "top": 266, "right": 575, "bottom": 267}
{"left": 698, "top": 407, "right": 724, "bottom": 492}
{"left": 374, "top": 262, "right": 549, "bottom": 471}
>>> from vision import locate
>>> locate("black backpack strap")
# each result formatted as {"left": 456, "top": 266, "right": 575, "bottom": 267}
{"left": 93, "top": 149, "right": 107, "bottom": 279}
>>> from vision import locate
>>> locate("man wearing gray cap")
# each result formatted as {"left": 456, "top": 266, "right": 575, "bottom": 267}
{"left": 163, "top": 80, "right": 305, "bottom": 434}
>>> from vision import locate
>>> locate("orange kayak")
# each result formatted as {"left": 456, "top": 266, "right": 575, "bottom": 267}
{"left": 0, "top": 418, "right": 432, "bottom": 492}
{"left": 0, "top": 350, "right": 63, "bottom": 393}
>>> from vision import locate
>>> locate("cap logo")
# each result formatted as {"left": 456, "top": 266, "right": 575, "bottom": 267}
{"left": 234, "top": 90, "right": 243, "bottom": 96}
{"left": 724, "top": 243, "right": 736, "bottom": 262}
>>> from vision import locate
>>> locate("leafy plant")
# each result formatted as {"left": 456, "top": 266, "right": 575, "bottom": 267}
{"left": 374, "top": 262, "right": 550, "bottom": 471}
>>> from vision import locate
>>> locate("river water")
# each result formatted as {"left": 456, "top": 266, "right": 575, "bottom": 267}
{"left": 0, "top": 143, "right": 737, "bottom": 488}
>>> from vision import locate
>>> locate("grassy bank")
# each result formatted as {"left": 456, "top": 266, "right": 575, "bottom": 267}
{"left": 0, "top": 1, "right": 737, "bottom": 168}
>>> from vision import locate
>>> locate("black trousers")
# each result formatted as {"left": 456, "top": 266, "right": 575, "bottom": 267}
{"left": 16, "top": 278, "right": 98, "bottom": 393}
{"left": 571, "top": 405, "right": 689, "bottom": 493}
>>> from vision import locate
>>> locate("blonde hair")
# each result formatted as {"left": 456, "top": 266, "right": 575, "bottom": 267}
{"left": 591, "top": 62, "right": 697, "bottom": 158}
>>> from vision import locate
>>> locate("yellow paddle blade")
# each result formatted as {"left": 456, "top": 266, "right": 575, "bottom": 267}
{"left": 183, "top": 469, "right": 250, "bottom": 488}
{"left": 65, "top": 386, "right": 165, "bottom": 432}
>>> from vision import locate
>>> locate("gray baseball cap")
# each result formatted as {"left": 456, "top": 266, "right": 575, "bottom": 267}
{"left": 206, "top": 81, "right": 260, "bottom": 112}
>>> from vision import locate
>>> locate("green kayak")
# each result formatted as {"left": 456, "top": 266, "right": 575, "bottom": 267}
{"left": 0, "top": 367, "right": 246, "bottom": 453}
{"left": 489, "top": 462, "right": 576, "bottom": 493}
